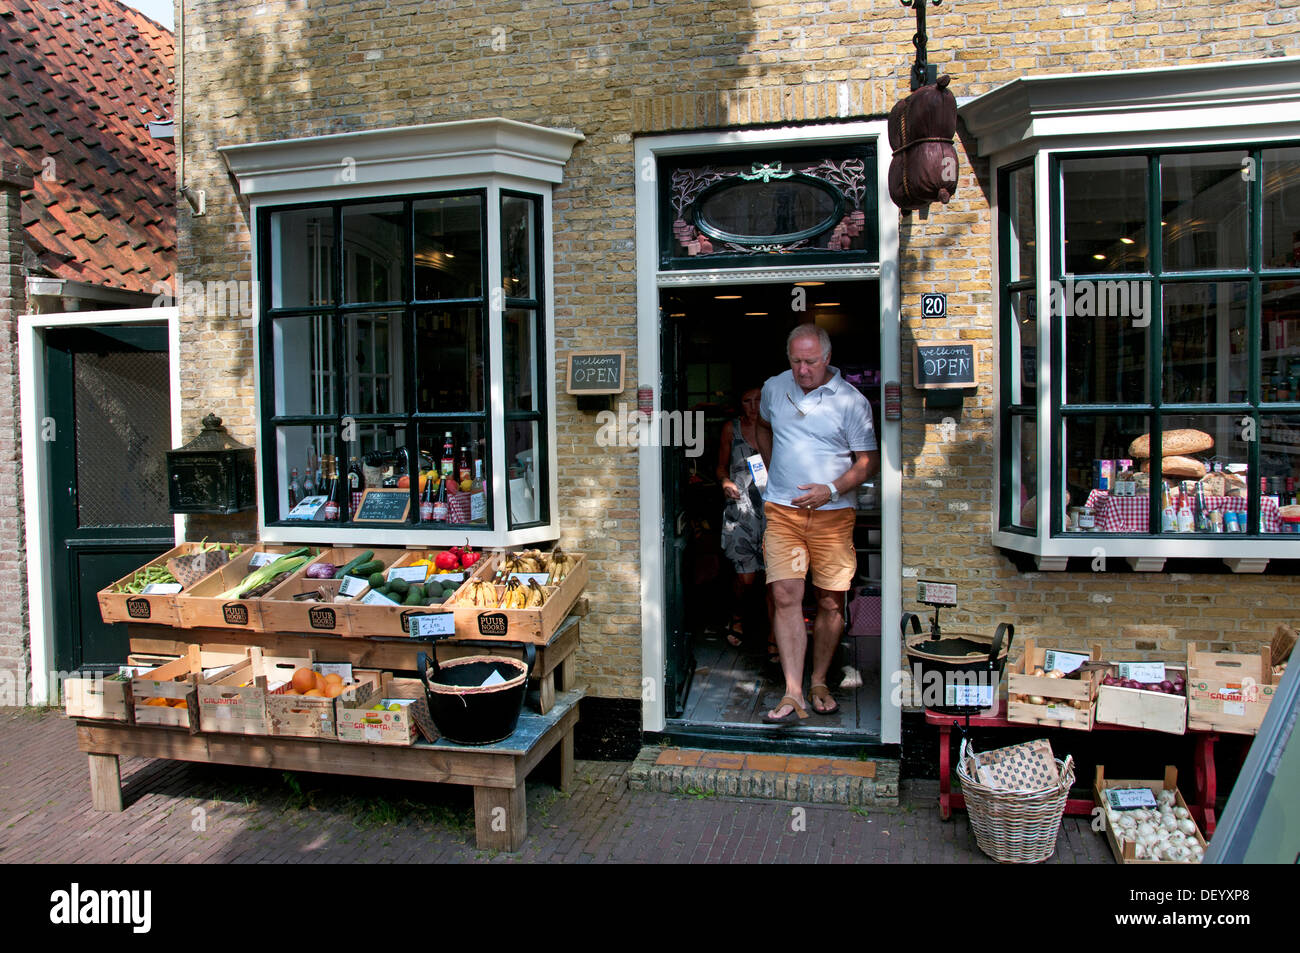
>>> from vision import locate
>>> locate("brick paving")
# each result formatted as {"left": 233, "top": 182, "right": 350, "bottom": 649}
{"left": 0, "top": 708, "right": 1115, "bottom": 863}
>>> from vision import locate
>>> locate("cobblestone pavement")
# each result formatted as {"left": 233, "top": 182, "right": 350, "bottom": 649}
{"left": 0, "top": 709, "right": 1114, "bottom": 864}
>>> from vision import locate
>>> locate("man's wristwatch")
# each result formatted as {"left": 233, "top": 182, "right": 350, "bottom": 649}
{"left": 826, "top": 483, "right": 839, "bottom": 503}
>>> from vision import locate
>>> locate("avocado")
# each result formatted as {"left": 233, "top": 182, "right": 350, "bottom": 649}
{"left": 409, "top": 584, "right": 425, "bottom": 601}
{"left": 404, "top": 589, "right": 423, "bottom": 606}
{"left": 388, "top": 577, "right": 410, "bottom": 597}
{"left": 426, "top": 595, "right": 447, "bottom": 606}
{"left": 368, "top": 572, "right": 386, "bottom": 590}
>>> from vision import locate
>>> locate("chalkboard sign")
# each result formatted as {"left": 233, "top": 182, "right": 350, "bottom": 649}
{"left": 566, "top": 350, "right": 626, "bottom": 395}
{"left": 353, "top": 488, "right": 411, "bottom": 523}
{"left": 913, "top": 342, "right": 976, "bottom": 389}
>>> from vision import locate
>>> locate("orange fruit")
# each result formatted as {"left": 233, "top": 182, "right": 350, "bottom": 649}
{"left": 305, "top": 689, "right": 324, "bottom": 697}
{"left": 325, "top": 682, "right": 343, "bottom": 698}
{"left": 324, "top": 673, "right": 344, "bottom": 687}
{"left": 291, "top": 668, "right": 316, "bottom": 694}
{"left": 171, "top": 699, "right": 188, "bottom": 709}
{"left": 146, "top": 697, "right": 169, "bottom": 707}
{"left": 314, "top": 672, "right": 327, "bottom": 692}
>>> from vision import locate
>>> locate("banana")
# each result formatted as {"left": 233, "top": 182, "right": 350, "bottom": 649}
{"left": 503, "top": 579, "right": 527, "bottom": 609}
{"left": 526, "top": 578, "right": 546, "bottom": 607}
{"left": 547, "top": 547, "right": 574, "bottom": 584}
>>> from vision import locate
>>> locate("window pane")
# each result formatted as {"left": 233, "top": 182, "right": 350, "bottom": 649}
{"left": 1261, "top": 281, "right": 1300, "bottom": 403}
{"left": 1064, "top": 280, "right": 1149, "bottom": 404}
{"left": 1148, "top": 414, "right": 1253, "bottom": 536}
{"left": 343, "top": 203, "right": 404, "bottom": 303}
{"left": 1062, "top": 156, "right": 1148, "bottom": 274}
{"left": 1008, "top": 165, "right": 1036, "bottom": 282}
{"left": 1260, "top": 414, "right": 1300, "bottom": 531}
{"left": 1162, "top": 282, "right": 1249, "bottom": 404}
{"left": 1012, "top": 415, "right": 1037, "bottom": 529}
{"left": 1012, "top": 291, "right": 1037, "bottom": 405}
{"left": 274, "top": 424, "right": 344, "bottom": 522}
{"left": 502, "top": 195, "right": 536, "bottom": 300}
{"left": 1262, "top": 147, "right": 1300, "bottom": 269}
{"left": 506, "top": 419, "right": 542, "bottom": 527}
{"left": 271, "top": 207, "right": 334, "bottom": 308}
{"left": 505, "top": 308, "right": 539, "bottom": 412}
{"left": 1062, "top": 414, "right": 1149, "bottom": 533}
{"left": 418, "top": 424, "right": 488, "bottom": 526}
{"left": 415, "top": 307, "right": 484, "bottom": 412}
{"left": 414, "top": 195, "right": 482, "bottom": 300}
{"left": 272, "top": 314, "right": 335, "bottom": 416}
{"left": 344, "top": 311, "right": 403, "bottom": 416}
{"left": 1161, "top": 151, "right": 1248, "bottom": 272}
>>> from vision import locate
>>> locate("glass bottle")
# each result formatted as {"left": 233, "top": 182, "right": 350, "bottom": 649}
{"left": 441, "top": 432, "right": 455, "bottom": 478}
{"left": 322, "top": 455, "right": 340, "bottom": 520}
{"left": 288, "top": 468, "right": 302, "bottom": 509}
{"left": 349, "top": 456, "right": 364, "bottom": 514}
{"left": 303, "top": 460, "right": 316, "bottom": 499}
{"left": 472, "top": 457, "right": 484, "bottom": 493}
{"left": 432, "top": 476, "right": 449, "bottom": 523}
{"left": 458, "top": 445, "right": 472, "bottom": 485}
{"left": 419, "top": 474, "right": 434, "bottom": 522}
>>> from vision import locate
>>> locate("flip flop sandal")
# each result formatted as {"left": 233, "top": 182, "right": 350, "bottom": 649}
{"left": 763, "top": 695, "right": 809, "bottom": 724}
{"left": 809, "top": 683, "right": 840, "bottom": 716}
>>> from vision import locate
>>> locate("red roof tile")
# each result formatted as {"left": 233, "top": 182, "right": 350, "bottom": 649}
{"left": 1, "top": 0, "right": 174, "bottom": 295}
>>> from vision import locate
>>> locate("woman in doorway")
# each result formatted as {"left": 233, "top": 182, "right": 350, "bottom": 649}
{"left": 717, "top": 384, "right": 775, "bottom": 661}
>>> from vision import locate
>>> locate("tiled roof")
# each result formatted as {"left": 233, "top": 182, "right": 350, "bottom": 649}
{"left": 1, "top": 0, "right": 174, "bottom": 295}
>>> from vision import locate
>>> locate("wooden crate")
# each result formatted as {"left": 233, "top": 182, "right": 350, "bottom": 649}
{"left": 97, "top": 542, "right": 243, "bottom": 627}
{"left": 1006, "top": 639, "right": 1102, "bottom": 731}
{"left": 260, "top": 548, "right": 404, "bottom": 636}
{"left": 1096, "top": 664, "right": 1188, "bottom": 735}
{"left": 267, "top": 667, "right": 382, "bottom": 739}
{"left": 64, "top": 672, "right": 138, "bottom": 722}
{"left": 175, "top": 546, "right": 303, "bottom": 631}
{"left": 335, "top": 674, "right": 433, "bottom": 746}
{"left": 1187, "top": 643, "right": 1279, "bottom": 735}
{"left": 131, "top": 646, "right": 201, "bottom": 732}
{"left": 344, "top": 549, "right": 459, "bottom": 638}
{"left": 1094, "top": 765, "right": 1207, "bottom": 864}
{"left": 198, "top": 650, "right": 273, "bottom": 735}
{"left": 450, "top": 551, "right": 588, "bottom": 645}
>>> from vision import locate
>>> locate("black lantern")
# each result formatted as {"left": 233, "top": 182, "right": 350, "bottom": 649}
{"left": 166, "top": 413, "right": 257, "bottom": 515}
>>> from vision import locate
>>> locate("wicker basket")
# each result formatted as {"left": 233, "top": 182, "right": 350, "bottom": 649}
{"left": 957, "top": 739, "right": 1075, "bottom": 864}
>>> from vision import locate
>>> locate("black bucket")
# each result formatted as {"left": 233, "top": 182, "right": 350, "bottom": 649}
{"left": 418, "top": 646, "right": 534, "bottom": 745}
{"left": 902, "top": 613, "right": 1013, "bottom": 715}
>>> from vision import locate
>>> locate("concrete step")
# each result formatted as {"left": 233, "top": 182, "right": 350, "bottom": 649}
{"left": 626, "top": 746, "right": 900, "bottom": 806}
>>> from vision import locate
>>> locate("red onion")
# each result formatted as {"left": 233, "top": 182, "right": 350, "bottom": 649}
{"left": 1159, "top": 680, "right": 1175, "bottom": 693}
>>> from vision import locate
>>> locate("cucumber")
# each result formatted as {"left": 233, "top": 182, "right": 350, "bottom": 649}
{"left": 334, "top": 551, "right": 375, "bottom": 579}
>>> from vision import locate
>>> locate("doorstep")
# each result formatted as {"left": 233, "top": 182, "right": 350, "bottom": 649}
{"left": 626, "top": 746, "right": 900, "bottom": 807}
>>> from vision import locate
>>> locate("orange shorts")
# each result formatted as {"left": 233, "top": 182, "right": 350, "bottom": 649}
{"left": 762, "top": 502, "right": 857, "bottom": 591}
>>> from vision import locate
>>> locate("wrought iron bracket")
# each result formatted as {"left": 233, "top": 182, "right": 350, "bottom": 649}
{"left": 901, "top": 0, "right": 943, "bottom": 90}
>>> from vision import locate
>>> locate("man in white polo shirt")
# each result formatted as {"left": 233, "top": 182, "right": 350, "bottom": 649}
{"left": 755, "top": 324, "right": 879, "bottom": 723}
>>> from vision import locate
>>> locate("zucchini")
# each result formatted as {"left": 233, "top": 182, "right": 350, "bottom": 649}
{"left": 350, "top": 560, "right": 384, "bottom": 578}
{"left": 334, "top": 551, "right": 375, "bottom": 579}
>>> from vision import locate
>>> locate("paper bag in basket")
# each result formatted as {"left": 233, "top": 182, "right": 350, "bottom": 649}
{"left": 973, "top": 739, "right": 1060, "bottom": 791}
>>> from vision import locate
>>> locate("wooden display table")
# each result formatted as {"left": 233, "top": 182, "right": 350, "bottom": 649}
{"left": 78, "top": 689, "right": 581, "bottom": 851}
{"left": 925, "top": 699, "right": 1224, "bottom": 835}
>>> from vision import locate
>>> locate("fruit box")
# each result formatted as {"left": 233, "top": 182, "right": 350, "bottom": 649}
{"left": 335, "top": 675, "right": 435, "bottom": 746}
{"left": 344, "top": 550, "right": 459, "bottom": 638}
{"left": 1093, "top": 765, "right": 1207, "bottom": 865}
{"left": 450, "top": 551, "right": 588, "bottom": 645}
{"left": 197, "top": 651, "right": 275, "bottom": 735}
{"left": 1095, "top": 663, "right": 1188, "bottom": 735}
{"left": 1006, "top": 640, "right": 1103, "bottom": 731}
{"left": 1186, "top": 643, "right": 1278, "bottom": 735}
{"left": 175, "top": 546, "right": 305, "bottom": 631}
{"left": 63, "top": 669, "right": 145, "bottom": 722}
{"left": 266, "top": 667, "right": 383, "bottom": 740}
{"left": 98, "top": 542, "right": 245, "bottom": 627}
{"left": 259, "top": 548, "right": 405, "bottom": 636}
{"left": 131, "top": 646, "right": 201, "bottom": 732}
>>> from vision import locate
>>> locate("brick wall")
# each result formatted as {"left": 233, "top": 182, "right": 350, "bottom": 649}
{"left": 177, "top": 1, "right": 1300, "bottom": 697}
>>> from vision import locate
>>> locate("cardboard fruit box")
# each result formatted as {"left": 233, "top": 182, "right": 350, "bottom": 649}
{"left": 266, "top": 665, "right": 382, "bottom": 740}
{"left": 131, "top": 645, "right": 201, "bottom": 732}
{"left": 1095, "top": 662, "right": 1188, "bottom": 735}
{"left": 335, "top": 674, "right": 435, "bottom": 746}
{"left": 1186, "top": 643, "right": 1278, "bottom": 735}
{"left": 175, "top": 545, "right": 307, "bottom": 631}
{"left": 450, "top": 550, "right": 587, "bottom": 645}
{"left": 197, "top": 650, "right": 276, "bottom": 735}
{"left": 1006, "top": 640, "right": 1102, "bottom": 731}
{"left": 259, "top": 548, "right": 405, "bottom": 636}
{"left": 97, "top": 542, "right": 247, "bottom": 627}
{"left": 1093, "top": 765, "right": 1207, "bottom": 865}
{"left": 343, "top": 549, "right": 461, "bottom": 638}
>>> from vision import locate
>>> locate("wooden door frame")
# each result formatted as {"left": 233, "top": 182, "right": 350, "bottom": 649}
{"left": 19, "top": 307, "right": 182, "bottom": 705}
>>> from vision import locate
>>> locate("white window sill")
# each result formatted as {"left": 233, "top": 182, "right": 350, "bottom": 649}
{"left": 993, "top": 529, "right": 1295, "bottom": 572}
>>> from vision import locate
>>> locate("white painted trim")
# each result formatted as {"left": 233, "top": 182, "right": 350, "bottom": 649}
{"left": 635, "top": 120, "right": 900, "bottom": 744}
{"left": 18, "top": 307, "right": 181, "bottom": 706}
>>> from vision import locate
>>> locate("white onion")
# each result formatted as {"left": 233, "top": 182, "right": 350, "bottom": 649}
{"left": 1179, "top": 818, "right": 1198, "bottom": 836}
{"left": 1174, "top": 806, "right": 1190, "bottom": 819}
{"left": 1134, "top": 843, "right": 1147, "bottom": 859}
{"left": 1149, "top": 845, "right": 1165, "bottom": 861}
{"left": 1169, "top": 831, "right": 1186, "bottom": 846}
{"left": 1119, "top": 814, "right": 1137, "bottom": 829}
{"left": 1191, "top": 845, "right": 1205, "bottom": 859}
{"left": 1161, "top": 814, "right": 1178, "bottom": 831}
{"left": 1137, "top": 822, "right": 1156, "bottom": 838}
{"left": 1158, "top": 790, "right": 1176, "bottom": 806}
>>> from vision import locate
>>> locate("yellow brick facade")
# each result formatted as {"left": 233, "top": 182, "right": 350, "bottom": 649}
{"left": 178, "top": 1, "right": 1300, "bottom": 699}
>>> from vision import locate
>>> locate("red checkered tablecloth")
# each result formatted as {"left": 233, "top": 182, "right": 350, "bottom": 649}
{"left": 1083, "top": 490, "right": 1283, "bottom": 533}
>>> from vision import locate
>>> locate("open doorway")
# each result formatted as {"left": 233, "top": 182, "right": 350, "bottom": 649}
{"left": 661, "top": 280, "right": 883, "bottom": 736}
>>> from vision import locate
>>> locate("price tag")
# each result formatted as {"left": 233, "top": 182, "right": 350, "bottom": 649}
{"left": 945, "top": 684, "right": 994, "bottom": 707}
{"left": 470, "top": 492, "right": 487, "bottom": 521}
{"left": 508, "top": 572, "right": 552, "bottom": 586}
{"left": 338, "top": 575, "right": 368, "bottom": 598}
{"left": 1043, "top": 650, "right": 1090, "bottom": 674}
{"left": 1043, "top": 704, "right": 1076, "bottom": 721}
{"left": 315, "top": 663, "right": 353, "bottom": 681}
{"left": 1106, "top": 787, "right": 1158, "bottom": 810}
{"left": 1223, "top": 700, "right": 1246, "bottom": 716}
{"left": 1118, "top": 662, "right": 1166, "bottom": 684}
{"left": 249, "top": 552, "right": 276, "bottom": 568}
{"left": 387, "top": 566, "right": 429, "bottom": 584}
{"left": 360, "top": 590, "right": 399, "bottom": 606}
{"left": 917, "top": 580, "right": 957, "bottom": 606}
{"left": 142, "top": 583, "right": 182, "bottom": 594}
{"left": 286, "top": 495, "right": 329, "bottom": 520}
{"left": 429, "top": 571, "right": 466, "bottom": 584}
{"left": 409, "top": 614, "right": 455, "bottom": 638}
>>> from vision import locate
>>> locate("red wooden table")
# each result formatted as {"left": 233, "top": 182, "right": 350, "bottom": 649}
{"left": 925, "top": 700, "right": 1223, "bottom": 835}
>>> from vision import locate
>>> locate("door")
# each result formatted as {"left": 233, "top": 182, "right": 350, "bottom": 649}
{"left": 45, "top": 326, "right": 174, "bottom": 674}
{"left": 660, "top": 308, "right": 695, "bottom": 716}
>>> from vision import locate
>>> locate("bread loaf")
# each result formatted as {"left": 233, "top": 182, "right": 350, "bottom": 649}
{"left": 1140, "top": 455, "right": 1207, "bottom": 479}
{"left": 1128, "top": 429, "right": 1214, "bottom": 459}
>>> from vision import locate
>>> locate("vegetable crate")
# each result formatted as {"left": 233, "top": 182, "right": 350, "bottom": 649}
{"left": 266, "top": 667, "right": 383, "bottom": 740}
{"left": 1006, "top": 640, "right": 1102, "bottom": 732}
{"left": 335, "top": 675, "right": 435, "bottom": 746}
{"left": 1093, "top": 765, "right": 1207, "bottom": 865}
{"left": 343, "top": 549, "right": 459, "bottom": 638}
{"left": 97, "top": 542, "right": 243, "bottom": 627}
{"left": 451, "top": 551, "right": 588, "bottom": 645}
{"left": 131, "top": 646, "right": 201, "bottom": 732}
{"left": 1095, "top": 664, "right": 1188, "bottom": 735}
{"left": 259, "top": 548, "right": 404, "bottom": 637}
{"left": 1186, "top": 643, "right": 1278, "bottom": 735}
{"left": 175, "top": 546, "right": 304, "bottom": 631}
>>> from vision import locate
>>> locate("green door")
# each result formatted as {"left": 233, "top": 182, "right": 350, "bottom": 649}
{"left": 45, "top": 326, "right": 174, "bottom": 674}
{"left": 661, "top": 309, "right": 695, "bottom": 716}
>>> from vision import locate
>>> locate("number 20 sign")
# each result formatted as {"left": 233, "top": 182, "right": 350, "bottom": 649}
{"left": 921, "top": 293, "right": 947, "bottom": 318}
